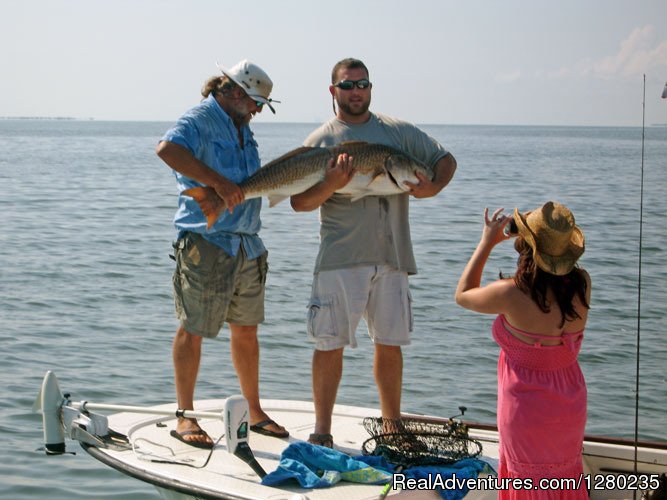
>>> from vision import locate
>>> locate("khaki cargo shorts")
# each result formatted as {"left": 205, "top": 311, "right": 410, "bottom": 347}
{"left": 307, "top": 265, "right": 413, "bottom": 351}
{"left": 172, "top": 232, "right": 268, "bottom": 338}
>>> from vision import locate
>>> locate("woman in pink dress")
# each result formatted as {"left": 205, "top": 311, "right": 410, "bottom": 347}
{"left": 455, "top": 201, "right": 591, "bottom": 499}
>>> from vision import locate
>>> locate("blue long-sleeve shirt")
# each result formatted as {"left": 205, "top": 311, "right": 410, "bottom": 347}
{"left": 161, "top": 94, "right": 265, "bottom": 258}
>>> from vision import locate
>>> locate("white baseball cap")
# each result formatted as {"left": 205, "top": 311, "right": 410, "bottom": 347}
{"left": 216, "top": 59, "right": 280, "bottom": 114}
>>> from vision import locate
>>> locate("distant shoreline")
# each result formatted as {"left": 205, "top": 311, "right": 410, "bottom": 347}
{"left": 1, "top": 117, "right": 665, "bottom": 127}
{"left": 0, "top": 116, "right": 93, "bottom": 121}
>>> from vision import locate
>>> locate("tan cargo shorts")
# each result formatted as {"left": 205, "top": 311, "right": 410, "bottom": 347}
{"left": 307, "top": 265, "right": 413, "bottom": 351}
{"left": 172, "top": 232, "right": 268, "bottom": 338}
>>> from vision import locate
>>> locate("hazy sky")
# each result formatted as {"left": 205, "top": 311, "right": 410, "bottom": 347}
{"left": 2, "top": 0, "right": 666, "bottom": 126}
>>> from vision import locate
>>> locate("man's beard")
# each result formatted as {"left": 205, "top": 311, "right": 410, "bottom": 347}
{"left": 230, "top": 101, "right": 253, "bottom": 126}
{"left": 337, "top": 99, "right": 370, "bottom": 116}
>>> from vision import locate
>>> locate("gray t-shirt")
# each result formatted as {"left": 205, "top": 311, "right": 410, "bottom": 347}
{"left": 303, "top": 112, "right": 449, "bottom": 274}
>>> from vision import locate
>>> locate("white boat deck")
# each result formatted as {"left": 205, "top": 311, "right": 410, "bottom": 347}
{"left": 85, "top": 399, "right": 498, "bottom": 499}
{"left": 82, "top": 399, "right": 666, "bottom": 500}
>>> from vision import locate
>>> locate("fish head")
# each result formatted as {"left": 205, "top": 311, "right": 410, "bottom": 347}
{"left": 384, "top": 154, "right": 433, "bottom": 192}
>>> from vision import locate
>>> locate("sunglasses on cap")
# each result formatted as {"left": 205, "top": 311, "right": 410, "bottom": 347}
{"left": 248, "top": 96, "right": 280, "bottom": 113}
{"left": 334, "top": 79, "right": 371, "bottom": 90}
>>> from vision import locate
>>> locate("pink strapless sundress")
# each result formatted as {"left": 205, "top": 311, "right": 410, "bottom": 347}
{"left": 492, "top": 315, "right": 588, "bottom": 499}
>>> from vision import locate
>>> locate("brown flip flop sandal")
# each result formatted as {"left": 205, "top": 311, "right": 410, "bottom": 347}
{"left": 170, "top": 428, "right": 214, "bottom": 449}
{"left": 250, "top": 419, "right": 289, "bottom": 438}
{"left": 307, "top": 433, "right": 334, "bottom": 448}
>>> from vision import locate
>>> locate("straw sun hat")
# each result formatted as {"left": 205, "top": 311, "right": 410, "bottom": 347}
{"left": 513, "top": 201, "right": 585, "bottom": 276}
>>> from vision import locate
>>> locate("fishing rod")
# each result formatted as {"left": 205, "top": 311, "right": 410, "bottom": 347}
{"left": 632, "top": 74, "right": 646, "bottom": 500}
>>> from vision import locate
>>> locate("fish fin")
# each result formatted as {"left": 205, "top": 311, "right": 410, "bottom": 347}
{"left": 262, "top": 146, "right": 319, "bottom": 168}
{"left": 267, "top": 194, "right": 289, "bottom": 207}
{"left": 349, "top": 190, "right": 372, "bottom": 202}
{"left": 366, "top": 173, "right": 388, "bottom": 187}
{"left": 182, "top": 186, "right": 225, "bottom": 229}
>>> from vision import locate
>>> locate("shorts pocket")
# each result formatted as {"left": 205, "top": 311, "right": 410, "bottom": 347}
{"left": 407, "top": 289, "right": 414, "bottom": 332}
{"left": 257, "top": 251, "right": 269, "bottom": 285}
{"left": 307, "top": 295, "right": 338, "bottom": 340}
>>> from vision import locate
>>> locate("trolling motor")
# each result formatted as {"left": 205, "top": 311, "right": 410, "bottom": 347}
{"left": 34, "top": 371, "right": 266, "bottom": 478}
{"left": 35, "top": 370, "right": 109, "bottom": 454}
{"left": 225, "top": 395, "right": 267, "bottom": 478}
{"left": 38, "top": 370, "right": 69, "bottom": 453}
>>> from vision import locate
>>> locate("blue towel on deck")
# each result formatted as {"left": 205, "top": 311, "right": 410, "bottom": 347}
{"left": 357, "top": 454, "right": 493, "bottom": 500}
{"left": 261, "top": 441, "right": 494, "bottom": 499}
{"left": 261, "top": 441, "right": 391, "bottom": 488}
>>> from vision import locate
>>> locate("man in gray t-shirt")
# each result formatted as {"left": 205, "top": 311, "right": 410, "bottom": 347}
{"left": 291, "top": 58, "right": 457, "bottom": 448}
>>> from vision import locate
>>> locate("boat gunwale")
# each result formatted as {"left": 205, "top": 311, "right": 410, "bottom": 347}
{"left": 462, "top": 421, "right": 667, "bottom": 451}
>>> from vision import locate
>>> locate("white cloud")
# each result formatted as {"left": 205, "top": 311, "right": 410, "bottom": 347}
{"left": 550, "top": 25, "right": 667, "bottom": 80}
{"left": 594, "top": 25, "right": 667, "bottom": 77}
{"left": 494, "top": 70, "right": 522, "bottom": 83}
{"left": 547, "top": 67, "right": 572, "bottom": 79}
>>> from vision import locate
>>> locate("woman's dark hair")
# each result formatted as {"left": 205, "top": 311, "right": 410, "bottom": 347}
{"left": 201, "top": 76, "right": 237, "bottom": 99}
{"left": 501, "top": 237, "right": 589, "bottom": 327}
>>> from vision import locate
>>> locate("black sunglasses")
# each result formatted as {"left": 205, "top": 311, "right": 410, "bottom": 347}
{"left": 334, "top": 79, "right": 371, "bottom": 90}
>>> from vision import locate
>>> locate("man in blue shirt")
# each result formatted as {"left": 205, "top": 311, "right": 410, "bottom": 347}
{"left": 156, "top": 60, "right": 287, "bottom": 448}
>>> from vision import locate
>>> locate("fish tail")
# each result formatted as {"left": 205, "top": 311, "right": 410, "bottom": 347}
{"left": 182, "top": 186, "right": 225, "bottom": 229}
